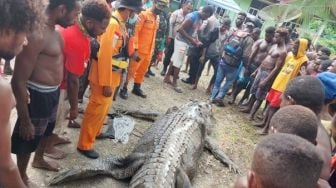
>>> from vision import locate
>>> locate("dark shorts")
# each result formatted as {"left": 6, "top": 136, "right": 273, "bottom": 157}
{"left": 250, "top": 69, "right": 272, "bottom": 100}
{"left": 11, "top": 87, "right": 59, "bottom": 154}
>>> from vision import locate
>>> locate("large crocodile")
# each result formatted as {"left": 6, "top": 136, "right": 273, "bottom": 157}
{"left": 50, "top": 101, "right": 239, "bottom": 187}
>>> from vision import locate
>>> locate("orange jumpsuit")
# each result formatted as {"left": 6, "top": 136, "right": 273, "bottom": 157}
{"left": 77, "top": 11, "right": 126, "bottom": 150}
{"left": 128, "top": 9, "right": 158, "bottom": 84}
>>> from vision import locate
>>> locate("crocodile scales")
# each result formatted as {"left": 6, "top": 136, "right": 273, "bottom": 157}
{"left": 50, "top": 101, "right": 239, "bottom": 187}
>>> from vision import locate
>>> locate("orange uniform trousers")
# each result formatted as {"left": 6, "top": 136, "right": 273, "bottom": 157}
{"left": 127, "top": 52, "right": 152, "bottom": 84}
{"left": 77, "top": 71, "right": 121, "bottom": 150}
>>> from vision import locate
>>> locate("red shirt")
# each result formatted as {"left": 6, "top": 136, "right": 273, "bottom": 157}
{"left": 59, "top": 22, "right": 90, "bottom": 89}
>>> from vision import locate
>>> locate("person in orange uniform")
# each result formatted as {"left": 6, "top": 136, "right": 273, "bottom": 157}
{"left": 77, "top": 0, "right": 143, "bottom": 159}
{"left": 125, "top": 0, "right": 169, "bottom": 98}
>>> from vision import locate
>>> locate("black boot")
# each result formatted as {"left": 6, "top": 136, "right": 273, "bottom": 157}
{"left": 132, "top": 83, "right": 147, "bottom": 98}
{"left": 119, "top": 87, "right": 128, "bottom": 99}
{"left": 148, "top": 69, "right": 155, "bottom": 76}
{"left": 160, "top": 69, "right": 166, "bottom": 76}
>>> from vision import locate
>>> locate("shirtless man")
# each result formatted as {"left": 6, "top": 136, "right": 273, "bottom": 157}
{"left": 229, "top": 26, "right": 275, "bottom": 105}
{"left": 242, "top": 28, "right": 287, "bottom": 121}
{"left": 11, "top": 0, "right": 80, "bottom": 185}
{"left": 0, "top": 1, "right": 43, "bottom": 187}
{"left": 257, "top": 38, "right": 310, "bottom": 134}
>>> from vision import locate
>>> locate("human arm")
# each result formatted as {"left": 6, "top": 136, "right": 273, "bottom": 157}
{"left": 67, "top": 72, "right": 79, "bottom": 119}
{"left": 332, "top": 114, "right": 336, "bottom": 144}
{"left": 168, "top": 11, "right": 177, "bottom": 40}
{"left": 0, "top": 81, "right": 27, "bottom": 188}
{"left": 133, "top": 12, "right": 145, "bottom": 52}
{"left": 11, "top": 34, "right": 43, "bottom": 140}
{"left": 177, "top": 19, "right": 201, "bottom": 47}
{"left": 246, "top": 40, "right": 261, "bottom": 69}
{"left": 97, "top": 20, "right": 120, "bottom": 96}
{"left": 241, "top": 36, "right": 254, "bottom": 67}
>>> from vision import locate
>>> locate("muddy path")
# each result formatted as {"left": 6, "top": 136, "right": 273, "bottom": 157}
{"left": 7, "top": 64, "right": 261, "bottom": 188}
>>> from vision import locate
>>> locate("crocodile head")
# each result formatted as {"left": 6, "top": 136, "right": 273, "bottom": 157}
{"left": 182, "top": 101, "right": 215, "bottom": 133}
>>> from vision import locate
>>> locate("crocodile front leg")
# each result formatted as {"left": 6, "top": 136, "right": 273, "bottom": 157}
{"left": 204, "top": 136, "right": 241, "bottom": 174}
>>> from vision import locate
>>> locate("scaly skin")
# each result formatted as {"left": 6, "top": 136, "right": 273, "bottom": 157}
{"left": 50, "top": 102, "right": 241, "bottom": 187}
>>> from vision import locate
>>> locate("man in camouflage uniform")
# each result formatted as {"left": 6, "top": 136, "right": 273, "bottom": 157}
{"left": 145, "top": 11, "right": 168, "bottom": 77}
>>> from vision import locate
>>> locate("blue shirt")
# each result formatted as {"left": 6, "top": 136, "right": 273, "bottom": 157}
{"left": 175, "top": 11, "right": 202, "bottom": 47}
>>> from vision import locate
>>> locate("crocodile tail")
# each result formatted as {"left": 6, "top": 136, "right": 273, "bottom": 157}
{"left": 109, "top": 152, "right": 147, "bottom": 179}
{"left": 49, "top": 153, "right": 146, "bottom": 185}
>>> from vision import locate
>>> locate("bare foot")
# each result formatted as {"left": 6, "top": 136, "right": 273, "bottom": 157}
{"left": 256, "top": 114, "right": 264, "bottom": 120}
{"left": 257, "top": 129, "right": 268, "bottom": 135}
{"left": 51, "top": 134, "right": 71, "bottom": 145}
{"left": 191, "top": 84, "right": 197, "bottom": 90}
{"left": 163, "top": 79, "right": 172, "bottom": 85}
{"left": 252, "top": 121, "right": 265, "bottom": 128}
{"left": 239, "top": 107, "right": 250, "bottom": 113}
{"left": 228, "top": 99, "right": 235, "bottom": 105}
{"left": 246, "top": 114, "right": 254, "bottom": 121}
{"left": 32, "top": 159, "right": 60, "bottom": 171}
{"left": 44, "top": 147, "right": 67, "bottom": 159}
{"left": 68, "top": 120, "right": 80, "bottom": 128}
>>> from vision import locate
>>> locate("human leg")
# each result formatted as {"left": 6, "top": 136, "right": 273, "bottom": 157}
{"left": 210, "top": 63, "right": 226, "bottom": 101}
{"left": 216, "top": 64, "right": 239, "bottom": 100}
{"left": 77, "top": 83, "right": 113, "bottom": 158}
{"left": 162, "top": 39, "right": 174, "bottom": 75}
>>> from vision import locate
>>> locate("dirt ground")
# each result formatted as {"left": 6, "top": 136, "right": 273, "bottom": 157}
{"left": 5, "top": 62, "right": 261, "bottom": 188}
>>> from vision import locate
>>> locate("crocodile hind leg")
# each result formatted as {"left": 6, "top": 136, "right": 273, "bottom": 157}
{"left": 204, "top": 136, "right": 241, "bottom": 174}
{"left": 49, "top": 153, "right": 146, "bottom": 185}
{"left": 175, "top": 167, "right": 192, "bottom": 188}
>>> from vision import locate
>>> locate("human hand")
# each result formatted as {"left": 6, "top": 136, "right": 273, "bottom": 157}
{"left": 19, "top": 120, "right": 35, "bottom": 141}
{"left": 102, "top": 86, "right": 113, "bottom": 97}
{"left": 194, "top": 40, "right": 203, "bottom": 47}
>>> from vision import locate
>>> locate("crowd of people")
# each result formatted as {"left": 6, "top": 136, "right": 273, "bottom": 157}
{"left": 0, "top": 0, "right": 336, "bottom": 187}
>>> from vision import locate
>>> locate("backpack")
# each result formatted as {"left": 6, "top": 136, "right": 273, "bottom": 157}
{"left": 223, "top": 30, "right": 249, "bottom": 66}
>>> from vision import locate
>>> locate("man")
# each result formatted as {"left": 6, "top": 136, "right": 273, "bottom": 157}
{"left": 210, "top": 13, "right": 254, "bottom": 107}
{"left": 77, "top": 0, "right": 143, "bottom": 159}
{"left": 229, "top": 26, "right": 275, "bottom": 105}
{"left": 182, "top": 14, "right": 219, "bottom": 86}
{"left": 54, "top": 0, "right": 111, "bottom": 137}
{"left": 280, "top": 76, "right": 331, "bottom": 181}
{"left": 234, "top": 134, "right": 323, "bottom": 188}
{"left": 121, "top": 0, "right": 168, "bottom": 98}
{"left": 145, "top": 11, "right": 167, "bottom": 77}
{"left": 242, "top": 28, "right": 287, "bottom": 120}
{"left": 193, "top": 18, "right": 231, "bottom": 91}
{"left": 0, "top": 1, "right": 43, "bottom": 187}
{"left": 160, "top": 1, "right": 193, "bottom": 76}
{"left": 163, "top": 6, "right": 214, "bottom": 93}
{"left": 257, "top": 38, "right": 310, "bottom": 134}
{"left": 11, "top": 0, "right": 80, "bottom": 184}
